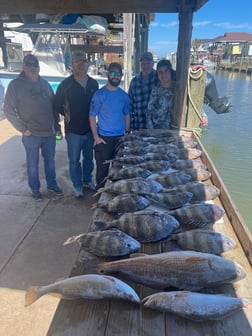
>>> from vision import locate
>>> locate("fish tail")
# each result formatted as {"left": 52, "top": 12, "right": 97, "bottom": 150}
{"left": 91, "top": 203, "right": 98, "bottom": 209}
{"left": 25, "top": 286, "right": 42, "bottom": 306}
{"left": 103, "top": 159, "right": 112, "bottom": 164}
{"left": 63, "top": 235, "right": 79, "bottom": 245}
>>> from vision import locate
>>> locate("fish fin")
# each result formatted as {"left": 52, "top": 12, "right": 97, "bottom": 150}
{"left": 93, "top": 188, "right": 104, "bottom": 197}
{"left": 25, "top": 286, "right": 42, "bottom": 307}
{"left": 130, "top": 252, "right": 148, "bottom": 258}
{"left": 48, "top": 293, "right": 63, "bottom": 299}
{"left": 91, "top": 203, "right": 98, "bottom": 209}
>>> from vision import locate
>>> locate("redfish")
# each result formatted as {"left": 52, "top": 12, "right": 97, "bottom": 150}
{"left": 142, "top": 291, "right": 252, "bottom": 321}
{"left": 25, "top": 274, "right": 140, "bottom": 307}
{"left": 97, "top": 251, "right": 246, "bottom": 291}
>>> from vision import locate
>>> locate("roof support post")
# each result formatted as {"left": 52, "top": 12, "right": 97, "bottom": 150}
{"left": 172, "top": 0, "right": 194, "bottom": 129}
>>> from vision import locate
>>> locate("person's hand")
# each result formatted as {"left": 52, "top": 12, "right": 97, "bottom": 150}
{"left": 94, "top": 136, "right": 106, "bottom": 145}
{"left": 23, "top": 129, "right": 32, "bottom": 136}
{"left": 201, "top": 115, "right": 208, "bottom": 127}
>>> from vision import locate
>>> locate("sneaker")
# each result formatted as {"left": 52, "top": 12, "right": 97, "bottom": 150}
{"left": 32, "top": 191, "right": 42, "bottom": 201}
{"left": 47, "top": 185, "right": 64, "bottom": 196}
{"left": 83, "top": 181, "right": 96, "bottom": 191}
{"left": 74, "top": 188, "right": 83, "bottom": 198}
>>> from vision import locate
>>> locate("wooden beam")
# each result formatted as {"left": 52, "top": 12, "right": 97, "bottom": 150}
{"left": 172, "top": 0, "right": 193, "bottom": 129}
{"left": 71, "top": 44, "right": 123, "bottom": 54}
{"left": 0, "top": 0, "right": 208, "bottom": 15}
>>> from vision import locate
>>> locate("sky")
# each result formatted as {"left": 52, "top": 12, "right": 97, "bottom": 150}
{"left": 148, "top": 0, "right": 252, "bottom": 58}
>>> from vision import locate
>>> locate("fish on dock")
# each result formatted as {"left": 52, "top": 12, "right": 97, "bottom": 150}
{"left": 171, "top": 159, "right": 207, "bottom": 170}
{"left": 167, "top": 181, "right": 220, "bottom": 202}
{"left": 144, "top": 152, "right": 178, "bottom": 163}
{"left": 97, "top": 250, "right": 246, "bottom": 291}
{"left": 136, "top": 160, "right": 171, "bottom": 172}
{"left": 181, "top": 168, "right": 211, "bottom": 181}
{"left": 95, "top": 178, "right": 163, "bottom": 196}
{"left": 144, "top": 191, "right": 193, "bottom": 210}
{"left": 106, "top": 155, "right": 146, "bottom": 166}
{"left": 172, "top": 148, "right": 202, "bottom": 160}
{"left": 115, "top": 146, "right": 147, "bottom": 156}
{"left": 168, "top": 203, "right": 225, "bottom": 229}
{"left": 94, "top": 193, "right": 151, "bottom": 213}
{"left": 142, "top": 291, "right": 252, "bottom": 321}
{"left": 107, "top": 166, "right": 152, "bottom": 181}
{"left": 150, "top": 171, "right": 192, "bottom": 187}
{"left": 93, "top": 209, "right": 180, "bottom": 243}
{"left": 63, "top": 228, "right": 141, "bottom": 257}
{"left": 169, "top": 229, "right": 236, "bottom": 254}
{"left": 25, "top": 274, "right": 140, "bottom": 307}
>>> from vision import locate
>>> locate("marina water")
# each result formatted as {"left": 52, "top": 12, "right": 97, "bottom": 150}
{"left": 201, "top": 69, "right": 252, "bottom": 233}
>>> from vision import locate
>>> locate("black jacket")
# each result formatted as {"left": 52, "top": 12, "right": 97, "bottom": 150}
{"left": 54, "top": 75, "right": 99, "bottom": 135}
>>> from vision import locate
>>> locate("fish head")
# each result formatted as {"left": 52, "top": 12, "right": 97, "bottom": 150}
{"left": 232, "top": 261, "right": 247, "bottom": 281}
{"left": 221, "top": 236, "right": 236, "bottom": 252}
{"left": 123, "top": 235, "right": 141, "bottom": 254}
{"left": 212, "top": 204, "right": 225, "bottom": 221}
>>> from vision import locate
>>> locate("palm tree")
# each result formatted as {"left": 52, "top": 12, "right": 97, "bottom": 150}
{"left": 192, "top": 38, "right": 201, "bottom": 62}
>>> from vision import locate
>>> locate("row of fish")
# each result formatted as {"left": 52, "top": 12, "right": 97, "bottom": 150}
{"left": 25, "top": 273, "right": 252, "bottom": 322}
{"left": 26, "top": 131, "right": 248, "bottom": 324}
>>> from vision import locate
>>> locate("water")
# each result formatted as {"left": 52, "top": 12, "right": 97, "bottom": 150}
{"left": 201, "top": 69, "right": 252, "bottom": 232}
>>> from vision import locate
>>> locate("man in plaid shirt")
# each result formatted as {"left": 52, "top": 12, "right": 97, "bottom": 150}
{"left": 128, "top": 52, "right": 157, "bottom": 130}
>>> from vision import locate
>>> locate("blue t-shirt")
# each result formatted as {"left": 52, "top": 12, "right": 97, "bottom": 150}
{"left": 90, "top": 86, "right": 130, "bottom": 136}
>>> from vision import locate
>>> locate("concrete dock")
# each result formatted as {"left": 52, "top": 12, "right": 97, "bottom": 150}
{"left": 0, "top": 118, "right": 94, "bottom": 336}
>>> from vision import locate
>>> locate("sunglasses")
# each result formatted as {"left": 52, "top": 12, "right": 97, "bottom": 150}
{"left": 109, "top": 71, "right": 122, "bottom": 77}
{"left": 24, "top": 62, "right": 39, "bottom": 67}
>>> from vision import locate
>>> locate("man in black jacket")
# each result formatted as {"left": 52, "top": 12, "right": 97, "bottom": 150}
{"left": 54, "top": 51, "right": 99, "bottom": 197}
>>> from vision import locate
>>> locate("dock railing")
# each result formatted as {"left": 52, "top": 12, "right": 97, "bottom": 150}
{"left": 218, "top": 56, "right": 252, "bottom": 73}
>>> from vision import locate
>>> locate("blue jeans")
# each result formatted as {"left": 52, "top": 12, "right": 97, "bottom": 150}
{"left": 22, "top": 135, "right": 57, "bottom": 192}
{"left": 65, "top": 132, "right": 94, "bottom": 189}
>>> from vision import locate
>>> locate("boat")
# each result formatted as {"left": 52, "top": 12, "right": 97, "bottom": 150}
{"left": 0, "top": 1, "right": 251, "bottom": 335}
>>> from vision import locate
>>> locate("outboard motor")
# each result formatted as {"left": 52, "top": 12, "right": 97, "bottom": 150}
{"left": 204, "top": 72, "right": 232, "bottom": 114}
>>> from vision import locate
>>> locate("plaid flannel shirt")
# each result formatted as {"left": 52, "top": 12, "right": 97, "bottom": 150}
{"left": 128, "top": 69, "right": 157, "bottom": 130}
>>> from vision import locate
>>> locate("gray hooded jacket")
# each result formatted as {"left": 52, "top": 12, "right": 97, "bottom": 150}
{"left": 4, "top": 72, "right": 60, "bottom": 136}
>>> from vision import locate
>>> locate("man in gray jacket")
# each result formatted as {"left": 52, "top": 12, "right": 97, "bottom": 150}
{"left": 4, "top": 54, "right": 63, "bottom": 201}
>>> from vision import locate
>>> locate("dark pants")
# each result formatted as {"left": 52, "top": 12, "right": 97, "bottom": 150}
{"left": 94, "top": 135, "right": 122, "bottom": 189}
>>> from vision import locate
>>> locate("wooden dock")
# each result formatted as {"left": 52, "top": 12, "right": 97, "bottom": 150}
{"left": 47, "top": 130, "right": 252, "bottom": 336}
{"left": 218, "top": 58, "right": 252, "bottom": 73}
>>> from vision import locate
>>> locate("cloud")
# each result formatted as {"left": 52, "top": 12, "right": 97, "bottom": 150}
{"left": 150, "top": 21, "right": 178, "bottom": 28}
{"left": 193, "top": 21, "right": 211, "bottom": 27}
{"left": 214, "top": 22, "right": 252, "bottom": 30}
